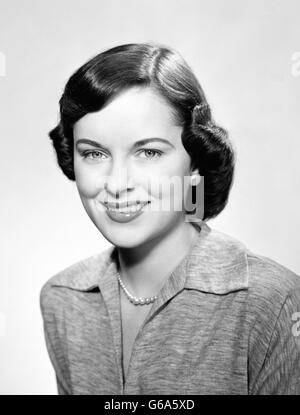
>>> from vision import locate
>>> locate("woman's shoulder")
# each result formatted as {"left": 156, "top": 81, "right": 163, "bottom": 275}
{"left": 40, "top": 246, "right": 114, "bottom": 312}
{"left": 208, "top": 224, "right": 300, "bottom": 296}
{"left": 202, "top": 223, "right": 300, "bottom": 300}
{"left": 244, "top": 247, "right": 300, "bottom": 304}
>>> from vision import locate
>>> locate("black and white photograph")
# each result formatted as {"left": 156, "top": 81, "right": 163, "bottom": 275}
{"left": 0, "top": 0, "right": 300, "bottom": 397}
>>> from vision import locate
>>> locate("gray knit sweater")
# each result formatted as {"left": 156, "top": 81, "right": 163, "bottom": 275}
{"left": 40, "top": 222, "right": 300, "bottom": 394}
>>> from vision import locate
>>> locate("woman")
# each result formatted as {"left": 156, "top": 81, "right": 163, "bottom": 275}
{"left": 40, "top": 42, "right": 300, "bottom": 395}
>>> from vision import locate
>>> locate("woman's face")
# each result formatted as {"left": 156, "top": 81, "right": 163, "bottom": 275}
{"left": 73, "top": 87, "right": 199, "bottom": 248}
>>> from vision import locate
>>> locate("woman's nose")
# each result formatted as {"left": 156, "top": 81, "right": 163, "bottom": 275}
{"left": 103, "top": 164, "right": 134, "bottom": 198}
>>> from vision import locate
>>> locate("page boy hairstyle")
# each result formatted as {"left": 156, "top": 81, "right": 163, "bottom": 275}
{"left": 49, "top": 42, "right": 235, "bottom": 221}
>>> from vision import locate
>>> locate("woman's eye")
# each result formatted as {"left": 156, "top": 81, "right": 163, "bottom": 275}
{"left": 137, "top": 149, "right": 163, "bottom": 160}
{"left": 82, "top": 150, "right": 107, "bottom": 160}
{"left": 81, "top": 149, "right": 163, "bottom": 161}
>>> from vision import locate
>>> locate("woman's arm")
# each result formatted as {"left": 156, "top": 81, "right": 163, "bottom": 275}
{"left": 40, "top": 282, "right": 73, "bottom": 395}
{"left": 249, "top": 288, "right": 300, "bottom": 394}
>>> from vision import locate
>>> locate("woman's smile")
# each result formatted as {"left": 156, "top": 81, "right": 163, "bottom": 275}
{"left": 101, "top": 200, "right": 151, "bottom": 223}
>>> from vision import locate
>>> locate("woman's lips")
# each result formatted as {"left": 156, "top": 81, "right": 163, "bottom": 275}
{"left": 102, "top": 201, "right": 150, "bottom": 223}
{"left": 105, "top": 201, "right": 149, "bottom": 213}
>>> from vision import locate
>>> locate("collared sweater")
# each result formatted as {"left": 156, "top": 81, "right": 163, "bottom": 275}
{"left": 40, "top": 222, "right": 300, "bottom": 395}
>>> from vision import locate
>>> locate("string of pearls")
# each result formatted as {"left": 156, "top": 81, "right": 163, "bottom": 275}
{"left": 117, "top": 273, "right": 158, "bottom": 306}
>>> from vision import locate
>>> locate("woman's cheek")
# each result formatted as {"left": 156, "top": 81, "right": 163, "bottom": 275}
{"left": 75, "top": 166, "right": 104, "bottom": 199}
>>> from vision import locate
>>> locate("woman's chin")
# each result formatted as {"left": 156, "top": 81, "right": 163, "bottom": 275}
{"left": 90, "top": 210, "right": 176, "bottom": 249}
{"left": 103, "top": 233, "right": 147, "bottom": 249}
{"left": 93, "top": 222, "right": 146, "bottom": 248}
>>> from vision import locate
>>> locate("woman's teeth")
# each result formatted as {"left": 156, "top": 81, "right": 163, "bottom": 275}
{"left": 106, "top": 203, "right": 147, "bottom": 213}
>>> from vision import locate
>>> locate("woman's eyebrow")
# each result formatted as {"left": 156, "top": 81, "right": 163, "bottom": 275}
{"left": 132, "top": 138, "right": 175, "bottom": 149}
{"left": 75, "top": 137, "right": 175, "bottom": 149}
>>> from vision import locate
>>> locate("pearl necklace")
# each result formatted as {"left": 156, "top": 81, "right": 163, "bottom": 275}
{"left": 117, "top": 273, "right": 158, "bottom": 306}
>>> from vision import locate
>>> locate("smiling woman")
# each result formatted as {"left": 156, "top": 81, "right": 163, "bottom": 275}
{"left": 72, "top": 86, "right": 203, "bottom": 247}
{"left": 40, "top": 42, "right": 300, "bottom": 395}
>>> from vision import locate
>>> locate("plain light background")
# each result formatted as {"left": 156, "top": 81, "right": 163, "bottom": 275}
{"left": 0, "top": 0, "right": 299, "bottom": 395}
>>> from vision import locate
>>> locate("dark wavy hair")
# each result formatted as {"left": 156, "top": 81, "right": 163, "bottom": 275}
{"left": 49, "top": 42, "right": 235, "bottom": 221}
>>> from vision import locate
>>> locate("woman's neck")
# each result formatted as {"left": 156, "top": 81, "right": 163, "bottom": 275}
{"left": 116, "top": 221, "right": 200, "bottom": 299}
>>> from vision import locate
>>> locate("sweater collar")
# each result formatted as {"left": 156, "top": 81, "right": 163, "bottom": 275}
{"left": 49, "top": 221, "right": 249, "bottom": 296}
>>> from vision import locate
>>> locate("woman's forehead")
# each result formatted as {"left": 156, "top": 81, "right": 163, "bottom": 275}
{"left": 74, "top": 87, "right": 181, "bottom": 143}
